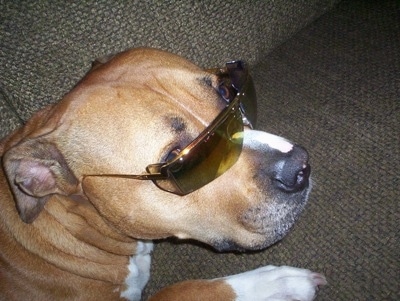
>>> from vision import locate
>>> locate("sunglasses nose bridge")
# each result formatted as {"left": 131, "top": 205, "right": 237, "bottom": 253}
{"left": 224, "top": 61, "right": 257, "bottom": 128}
{"left": 226, "top": 61, "right": 247, "bottom": 90}
{"left": 241, "top": 114, "right": 254, "bottom": 129}
{"left": 238, "top": 81, "right": 257, "bottom": 129}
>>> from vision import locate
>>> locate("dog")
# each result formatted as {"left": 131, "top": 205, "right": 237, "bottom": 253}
{"left": 0, "top": 48, "right": 326, "bottom": 300}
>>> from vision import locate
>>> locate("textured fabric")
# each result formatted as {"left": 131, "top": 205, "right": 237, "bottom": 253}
{"left": 1, "top": 0, "right": 399, "bottom": 300}
{"left": 0, "top": 0, "right": 337, "bottom": 137}
{"left": 0, "top": 87, "right": 22, "bottom": 137}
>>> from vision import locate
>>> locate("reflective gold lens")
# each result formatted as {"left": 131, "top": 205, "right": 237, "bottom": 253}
{"left": 150, "top": 101, "right": 244, "bottom": 195}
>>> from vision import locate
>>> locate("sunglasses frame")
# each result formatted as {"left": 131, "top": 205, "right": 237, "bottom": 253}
{"left": 83, "top": 60, "right": 256, "bottom": 195}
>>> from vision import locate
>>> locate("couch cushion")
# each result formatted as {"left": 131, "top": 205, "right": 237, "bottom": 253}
{"left": 0, "top": 0, "right": 339, "bottom": 138}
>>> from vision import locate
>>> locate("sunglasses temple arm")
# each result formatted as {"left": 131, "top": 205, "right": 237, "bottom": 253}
{"left": 82, "top": 173, "right": 167, "bottom": 181}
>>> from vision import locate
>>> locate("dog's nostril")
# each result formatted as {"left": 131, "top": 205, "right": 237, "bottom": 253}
{"left": 274, "top": 164, "right": 311, "bottom": 192}
{"left": 297, "top": 164, "right": 311, "bottom": 186}
{"left": 272, "top": 145, "right": 311, "bottom": 193}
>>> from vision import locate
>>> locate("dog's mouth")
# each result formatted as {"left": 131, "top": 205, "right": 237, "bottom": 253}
{"left": 204, "top": 130, "right": 313, "bottom": 252}
{"left": 209, "top": 180, "right": 311, "bottom": 253}
{"left": 211, "top": 240, "right": 247, "bottom": 252}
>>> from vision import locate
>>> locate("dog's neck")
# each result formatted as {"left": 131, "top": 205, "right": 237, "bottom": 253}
{"left": 0, "top": 182, "right": 137, "bottom": 283}
{"left": 45, "top": 194, "right": 154, "bottom": 300}
{"left": 1, "top": 163, "right": 152, "bottom": 300}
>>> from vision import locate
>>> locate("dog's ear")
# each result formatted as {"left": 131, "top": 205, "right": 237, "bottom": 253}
{"left": 3, "top": 139, "right": 79, "bottom": 223}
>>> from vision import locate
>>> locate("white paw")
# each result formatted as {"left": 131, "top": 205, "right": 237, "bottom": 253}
{"left": 224, "top": 265, "right": 327, "bottom": 301}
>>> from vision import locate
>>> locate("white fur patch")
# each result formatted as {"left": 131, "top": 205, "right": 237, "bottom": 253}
{"left": 244, "top": 130, "right": 294, "bottom": 153}
{"left": 120, "top": 241, "right": 154, "bottom": 301}
{"left": 224, "top": 265, "right": 326, "bottom": 301}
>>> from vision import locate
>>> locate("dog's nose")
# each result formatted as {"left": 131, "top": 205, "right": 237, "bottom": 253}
{"left": 272, "top": 145, "right": 311, "bottom": 192}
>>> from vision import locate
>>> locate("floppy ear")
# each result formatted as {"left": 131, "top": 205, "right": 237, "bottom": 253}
{"left": 3, "top": 139, "right": 79, "bottom": 223}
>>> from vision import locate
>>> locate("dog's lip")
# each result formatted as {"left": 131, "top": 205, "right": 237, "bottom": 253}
{"left": 211, "top": 233, "right": 281, "bottom": 252}
{"left": 236, "top": 188, "right": 310, "bottom": 246}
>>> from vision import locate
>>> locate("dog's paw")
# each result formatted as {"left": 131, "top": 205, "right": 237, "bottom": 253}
{"left": 224, "top": 265, "right": 327, "bottom": 301}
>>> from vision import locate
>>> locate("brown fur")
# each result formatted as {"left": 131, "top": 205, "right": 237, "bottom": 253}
{"left": 1, "top": 48, "right": 313, "bottom": 300}
{"left": 148, "top": 280, "right": 236, "bottom": 301}
{"left": 0, "top": 48, "right": 247, "bottom": 300}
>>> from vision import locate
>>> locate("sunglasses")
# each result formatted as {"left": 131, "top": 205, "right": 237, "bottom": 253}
{"left": 84, "top": 61, "right": 257, "bottom": 195}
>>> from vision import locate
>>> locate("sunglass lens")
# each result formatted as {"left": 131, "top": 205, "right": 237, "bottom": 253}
{"left": 152, "top": 103, "right": 244, "bottom": 195}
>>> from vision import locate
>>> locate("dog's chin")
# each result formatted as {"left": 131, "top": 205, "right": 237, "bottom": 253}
{"left": 211, "top": 236, "right": 281, "bottom": 253}
{"left": 211, "top": 184, "right": 312, "bottom": 253}
{"left": 210, "top": 240, "right": 244, "bottom": 252}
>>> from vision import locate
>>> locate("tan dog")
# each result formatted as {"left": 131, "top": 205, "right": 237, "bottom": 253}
{"left": 0, "top": 48, "right": 326, "bottom": 300}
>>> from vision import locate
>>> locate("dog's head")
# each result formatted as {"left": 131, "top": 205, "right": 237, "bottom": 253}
{"left": 2, "top": 48, "right": 311, "bottom": 251}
